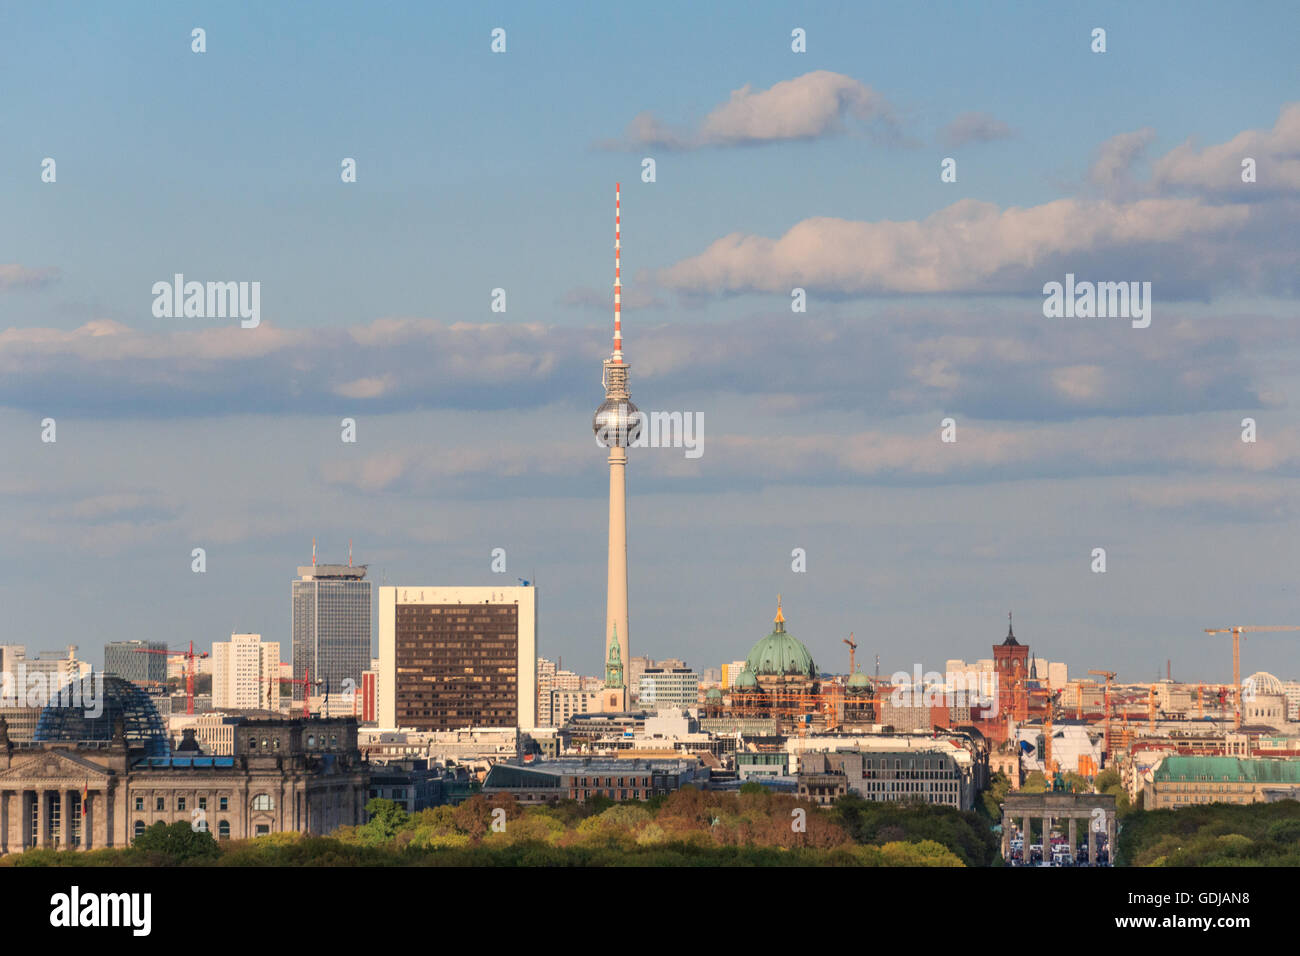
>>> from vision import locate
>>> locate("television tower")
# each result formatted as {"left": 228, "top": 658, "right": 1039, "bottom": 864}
{"left": 593, "top": 182, "right": 639, "bottom": 689}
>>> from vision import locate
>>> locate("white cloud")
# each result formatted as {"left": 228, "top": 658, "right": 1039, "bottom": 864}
{"left": 605, "top": 71, "right": 901, "bottom": 149}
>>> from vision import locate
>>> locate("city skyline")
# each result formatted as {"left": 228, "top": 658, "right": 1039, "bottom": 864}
{"left": 2, "top": 2, "right": 1300, "bottom": 686}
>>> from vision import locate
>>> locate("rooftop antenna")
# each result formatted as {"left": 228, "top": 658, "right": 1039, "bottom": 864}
{"left": 312, "top": 536, "right": 317, "bottom": 567}
{"left": 348, "top": 539, "right": 353, "bottom": 567}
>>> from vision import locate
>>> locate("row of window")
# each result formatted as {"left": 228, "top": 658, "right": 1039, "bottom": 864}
{"left": 132, "top": 819, "right": 266, "bottom": 839}
{"left": 132, "top": 794, "right": 275, "bottom": 812}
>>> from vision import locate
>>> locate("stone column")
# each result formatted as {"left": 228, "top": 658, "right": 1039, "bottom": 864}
{"left": 1068, "top": 817, "right": 1077, "bottom": 863}
{"left": 1022, "top": 815, "right": 1031, "bottom": 858}
{"left": 1106, "top": 813, "right": 1117, "bottom": 866}
{"left": 19, "top": 792, "right": 29, "bottom": 850}
{"left": 61, "top": 790, "right": 73, "bottom": 849}
{"left": 1042, "top": 815, "right": 1052, "bottom": 863}
{"left": 1088, "top": 816, "right": 1098, "bottom": 865}
{"left": 36, "top": 790, "right": 48, "bottom": 848}
{"left": 0, "top": 791, "right": 8, "bottom": 854}
{"left": 1001, "top": 811, "right": 1010, "bottom": 861}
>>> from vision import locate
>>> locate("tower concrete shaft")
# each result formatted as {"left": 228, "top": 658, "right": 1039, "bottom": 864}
{"left": 606, "top": 444, "right": 629, "bottom": 682}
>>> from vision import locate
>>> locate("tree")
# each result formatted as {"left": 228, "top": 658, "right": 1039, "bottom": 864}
{"left": 131, "top": 821, "right": 219, "bottom": 862}
{"left": 360, "top": 798, "right": 409, "bottom": 842}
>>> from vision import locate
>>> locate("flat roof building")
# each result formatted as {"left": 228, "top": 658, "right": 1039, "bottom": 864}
{"left": 378, "top": 586, "right": 536, "bottom": 731}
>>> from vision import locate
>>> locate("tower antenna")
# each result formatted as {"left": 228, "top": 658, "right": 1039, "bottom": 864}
{"left": 348, "top": 539, "right": 353, "bottom": 567}
{"left": 312, "top": 536, "right": 317, "bottom": 567}
{"left": 613, "top": 181, "right": 622, "bottom": 364}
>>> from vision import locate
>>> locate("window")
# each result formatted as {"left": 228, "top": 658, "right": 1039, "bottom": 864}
{"left": 177, "top": 797, "right": 187, "bottom": 812}
{"left": 134, "top": 796, "right": 144, "bottom": 811}
{"left": 155, "top": 796, "right": 165, "bottom": 811}
{"left": 218, "top": 820, "right": 230, "bottom": 839}
{"left": 133, "top": 820, "right": 146, "bottom": 839}
{"left": 219, "top": 797, "right": 228, "bottom": 811}
{"left": 251, "top": 793, "right": 275, "bottom": 811}
{"left": 198, "top": 797, "right": 207, "bottom": 811}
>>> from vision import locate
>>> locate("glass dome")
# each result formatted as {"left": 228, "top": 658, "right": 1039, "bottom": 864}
{"left": 33, "top": 674, "right": 170, "bottom": 757}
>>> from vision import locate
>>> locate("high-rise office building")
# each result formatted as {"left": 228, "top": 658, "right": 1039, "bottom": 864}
{"left": 211, "top": 633, "right": 281, "bottom": 710}
{"left": 104, "top": 640, "right": 168, "bottom": 685}
{"left": 377, "top": 586, "right": 536, "bottom": 731}
{"left": 292, "top": 560, "right": 371, "bottom": 705}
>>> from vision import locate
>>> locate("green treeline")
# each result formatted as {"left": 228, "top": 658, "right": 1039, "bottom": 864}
{"left": 1, "top": 784, "right": 982, "bottom": 867}
{"left": 6, "top": 781, "right": 1295, "bottom": 866}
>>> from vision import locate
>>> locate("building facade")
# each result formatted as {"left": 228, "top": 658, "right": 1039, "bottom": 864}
{"left": 377, "top": 586, "right": 536, "bottom": 731}
{"left": 482, "top": 757, "right": 704, "bottom": 804}
{"left": 292, "top": 563, "right": 372, "bottom": 704}
{"left": 638, "top": 667, "right": 700, "bottom": 708}
{"left": 104, "top": 641, "right": 169, "bottom": 685}
{"left": 212, "top": 634, "right": 281, "bottom": 711}
{"left": 1145, "top": 756, "right": 1300, "bottom": 808}
{"left": 0, "top": 706, "right": 367, "bottom": 851}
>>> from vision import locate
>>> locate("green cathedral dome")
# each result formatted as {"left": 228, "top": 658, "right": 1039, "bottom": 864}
{"left": 847, "top": 670, "right": 872, "bottom": 693}
{"left": 743, "top": 597, "right": 817, "bottom": 678}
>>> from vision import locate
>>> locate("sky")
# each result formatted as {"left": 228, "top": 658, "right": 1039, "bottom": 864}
{"left": 1, "top": 1, "right": 1299, "bottom": 685}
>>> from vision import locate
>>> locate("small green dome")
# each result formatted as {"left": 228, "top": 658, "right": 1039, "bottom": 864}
{"left": 847, "top": 671, "right": 871, "bottom": 693}
{"left": 706, "top": 687, "right": 723, "bottom": 700}
{"left": 735, "top": 669, "right": 758, "bottom": 689}
{"left": 743, "top": 597, "right": 816, "bottom": 678}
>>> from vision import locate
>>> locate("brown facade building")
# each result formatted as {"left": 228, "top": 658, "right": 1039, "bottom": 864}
{"left": 379, "top": 587, "right": 537, "bottom": 731}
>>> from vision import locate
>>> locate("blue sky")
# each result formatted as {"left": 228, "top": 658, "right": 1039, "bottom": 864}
{"left": 2, "top": 1, "right": 1299, "bottom": 684}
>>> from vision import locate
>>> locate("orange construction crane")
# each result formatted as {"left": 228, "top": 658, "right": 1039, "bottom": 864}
{"left": 843, "top": 633, "right": 857, "bottom": 676}
{"left": 135, "top": 641, "right": 209, "bottom": 715}
{"left": 1204, "top": 626, "right": 1300, "bottom": 728}
{"left": 1088, "top": 670, "right": 1117, "bottom": 761}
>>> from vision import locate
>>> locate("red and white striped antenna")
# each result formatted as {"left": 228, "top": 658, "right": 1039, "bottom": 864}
{"left": 612, "top": 182, "right": 623, "bottom": 364}
{"left": 311, "top": 536, "right": 317, "bottom": 567}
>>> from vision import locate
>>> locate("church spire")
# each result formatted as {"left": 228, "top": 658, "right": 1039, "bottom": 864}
{"left": 605, "top": 623, "right": 624, "bottom": 689}
{"left": 774, "top": 595, "right": 785, "bottom": 631}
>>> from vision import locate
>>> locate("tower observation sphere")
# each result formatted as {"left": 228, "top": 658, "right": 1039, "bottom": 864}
{"left": 593, "top": 397, "right": 642, "bottom": 446}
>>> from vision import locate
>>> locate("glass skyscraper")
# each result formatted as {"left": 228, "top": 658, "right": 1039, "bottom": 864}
{"left": 291, "top": 564, "right": 371, "bottom": 706}
{"left": 103, "top": 640, "right": 169, "bottom": 685}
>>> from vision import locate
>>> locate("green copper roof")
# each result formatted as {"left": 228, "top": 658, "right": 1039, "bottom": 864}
{"left": 1153, "top": 756, "right": 1300, "bottom": 783}
{"left": 743, "top": 598, "right": 816, "bottom": 678}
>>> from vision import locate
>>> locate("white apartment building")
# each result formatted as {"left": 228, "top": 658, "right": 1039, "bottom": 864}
{"left": 211, "top": 633, "right": 281, "bottom": 710}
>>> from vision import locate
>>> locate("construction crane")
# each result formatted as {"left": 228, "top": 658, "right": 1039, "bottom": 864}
{"left": 1088, "top": 670, "right": 1117, "bottom": 761}
{"left": 843, "top": 633, "right": 857, "bottom": 676}
{"left": 135, "top": 641, "right": 209, "bottom": 715}
{"left": 1204, "top": 626, "right": 1300, "bottom": 728}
